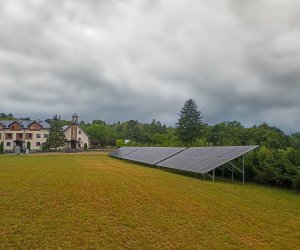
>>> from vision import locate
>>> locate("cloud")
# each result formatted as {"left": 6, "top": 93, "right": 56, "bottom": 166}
{"left": 0, "top": 0, "right": 299, "bottom": 133}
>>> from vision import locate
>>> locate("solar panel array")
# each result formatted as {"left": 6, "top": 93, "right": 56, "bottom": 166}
{"left": 110, "top": 146, "right": 258, "bottom": 174}
{"left": 109, "top": 147, "right": 140, "bottom": 158}
{"left": 157, "top": 146, "right": 258, "bottom": 173}
{"left": 122, "top": 147, "right": 186, "bottom": 165}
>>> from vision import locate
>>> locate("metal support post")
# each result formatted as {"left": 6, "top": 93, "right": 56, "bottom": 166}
{"left": 243, "top": 155, "right": 245, "bottom": 184}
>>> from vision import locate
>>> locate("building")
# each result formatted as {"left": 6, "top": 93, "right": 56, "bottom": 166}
{"left": 0, "top": 114, "right": 90, "bottom": 152}
{"left": 63, "top": 113, "right": 90, "bottom": 149}
{"left": 0, "top": 120, "right": 50, "bottom": 152}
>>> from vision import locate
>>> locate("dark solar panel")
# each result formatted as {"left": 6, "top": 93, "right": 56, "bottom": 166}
{"left": 109, "top": 147, "right": 140, "bottom": 158}
{"left": 122, "top": 147, "right": 186, "bottom": 165}
{"left": 157, "top": 146, "right": 258, "bottom": 173}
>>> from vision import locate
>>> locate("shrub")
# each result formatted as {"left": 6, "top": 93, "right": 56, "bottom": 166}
{"left": 41, "top": 143, "right": 49, "bottom": 151}
{"left": 84, "top": 143, "right": 88, "bottom": 151}
{"left": 27, "top": 141, "right": 31, "bottom": 151}
{"left": 292, "top": 170, "right": 300, "bottom": 191}
{"left": 116, "top": 139, "right": 125, "bottom": 148}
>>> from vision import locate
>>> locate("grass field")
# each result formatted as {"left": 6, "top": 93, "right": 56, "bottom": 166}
{"left": 0, "top": 154, "right": 300, "bottom": 249}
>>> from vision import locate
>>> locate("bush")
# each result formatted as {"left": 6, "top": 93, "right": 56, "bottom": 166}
{"left": 116, "top": 139, "right": 125, "bottom": 148}
{"left": 84, "top": 143, "right": 88, "bottom": 151}
{"left": 292, "top": 170, "right": 300, "bottom": 191}
{"left": 27, "top": 141, "right": 31, "bottom": 151}
{"left": 41, "top": 143, "right": 49, "bottom": 151}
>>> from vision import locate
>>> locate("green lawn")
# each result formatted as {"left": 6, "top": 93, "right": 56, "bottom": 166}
{"left": 0, "top": 154, "right": 299, "bottom": 249}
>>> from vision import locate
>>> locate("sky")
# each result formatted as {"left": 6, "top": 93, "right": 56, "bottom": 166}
{"left": 0, "top": 0, "right": 299, "bottom": 133}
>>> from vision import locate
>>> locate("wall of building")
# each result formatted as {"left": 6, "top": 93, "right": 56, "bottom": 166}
{"left": 0, "top": 129, "right": 49, "bottom": 151}
{"left": 64, "top": 125, "right": 90, "bottom": 149}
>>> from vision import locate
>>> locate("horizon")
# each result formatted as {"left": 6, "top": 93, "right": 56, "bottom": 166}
{"left": 1, "top": 111, "right": 296, "bottom": 135}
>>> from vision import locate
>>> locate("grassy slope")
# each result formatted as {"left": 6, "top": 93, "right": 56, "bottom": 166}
{"left": 0, "top": 154, "right": 299, "bottom": 249}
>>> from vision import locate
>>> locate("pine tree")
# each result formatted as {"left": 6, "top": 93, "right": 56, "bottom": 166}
{"left": 46, "top": 115, "right": 66, "bottom": 150}
{"left": 176, "top": 99, "right": 203, "bottom": 145}
{"left": 0, "top": 141, "right": 4, "bottom": 154}
{"left": 26, "top": 141, "right": 31, "bottom": 150}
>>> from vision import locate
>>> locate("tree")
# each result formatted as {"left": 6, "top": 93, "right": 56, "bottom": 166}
{"left": 0, "top": 141, "right": 4, "bottom": 154}
{"left": 0, "top": 113, "right": 15, "bottom": 120}
{"left": 176, "top": 99, "right": 203, "bottom": 145}
{"left": 45, "top": 115, "right": 65, "bottom": 150}
{"left": 26, "top": 141, "right": 31, "bottom": 151}
{"left": 85, "top": 123, "right": 107, "bottom": 141}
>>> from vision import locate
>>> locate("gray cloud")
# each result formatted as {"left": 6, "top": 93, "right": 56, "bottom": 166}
{"left": 0, "top": 0, "right": 300, "bottom": 133}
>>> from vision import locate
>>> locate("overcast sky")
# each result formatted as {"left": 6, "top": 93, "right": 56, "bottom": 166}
{"left": 0, "top": 0, "right": 299, "bottom": 133}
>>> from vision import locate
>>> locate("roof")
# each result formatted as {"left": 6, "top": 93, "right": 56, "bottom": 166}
{"left": 0, "top": 120, "right": 50, "bottom": 129}
{"left": 62, "top": 125, "right": 69, "bottom": 131}
{"left": 63, "top": 123, "right": 90, "bottom": 138}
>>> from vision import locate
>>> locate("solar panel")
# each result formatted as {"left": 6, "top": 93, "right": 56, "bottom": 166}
{"left": 109, "top": 147, "right": 140, "bottom": 158}
{"left": 122, "top": 147, "right": 186, "bottom": 165}
{"left": 157, "top": 146, "right": 258, "bottom": 173}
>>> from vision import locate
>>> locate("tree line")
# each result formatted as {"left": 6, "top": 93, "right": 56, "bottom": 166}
{"left": 79, "top": 99, "right": 300, "bottom": 191}
{"left": 1, "top": 99, "right": 300, "bottom": 191}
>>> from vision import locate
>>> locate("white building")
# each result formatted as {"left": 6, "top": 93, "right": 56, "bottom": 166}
{"left": 63, "top": 113, "right": 90, "bottom": 150}
{"left": 0, "top": 114, "right": 90, "bottom": 152}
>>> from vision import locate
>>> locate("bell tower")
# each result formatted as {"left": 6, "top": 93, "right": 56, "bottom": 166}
{"left": 71, "top": 113, "right": 78, "bottom": 144}
{"left": 72, "top": 113, "right": 79, "bottom": 123}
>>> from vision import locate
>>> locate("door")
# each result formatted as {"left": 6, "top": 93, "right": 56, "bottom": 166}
{"left": 71, "top": 140, "right": 76, "bottom": 149}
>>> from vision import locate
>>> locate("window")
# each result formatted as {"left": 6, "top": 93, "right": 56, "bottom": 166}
{"left": 36, "top": 142, "right": 41, "bottom": 146}
{"left": 25, "top": 133, "right": 33, "bottom": 140}
{"left": 5, "top": 133, "right": 13, "bottom": 140}
{"left": 6, "top": 142, "right": 11, "bottom": 146}
{"left": 36, "top": 134, "right": 41, "bottom": 138}
{"left": 79, "top": 138, "right": 81, "bottom": 141}
{"left": 16, "top": 133, "right": 23, "bottom": 139}
{"left": 44, "top": 134, "right": 49, "bottom": 138}
{"left": 79, "top": 131, "right": 82, "bottom": 134}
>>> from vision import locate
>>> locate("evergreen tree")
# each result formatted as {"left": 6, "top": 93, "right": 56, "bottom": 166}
{"left": 176, "top": 99, "right": 203, "bottom": 145}
{"left": 46, "top": 115, "right": 66, "bottom": 150}
{"left": 0, "top": 141, "right": 4, "bottom": 154}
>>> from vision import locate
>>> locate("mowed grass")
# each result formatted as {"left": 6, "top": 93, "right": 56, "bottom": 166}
{"left": 0, "top": 154, "right": 299, "bottom": 249}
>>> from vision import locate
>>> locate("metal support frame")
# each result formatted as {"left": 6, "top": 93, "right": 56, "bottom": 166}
{"left": 203, "top": 154, "right": 246, "bottom": 184}
{"left": 204, "top": 169, "right": 215, "bottom": 182}
{"left": 225, "top": 157, "right": 245, "bottom": 184}
{"left": 243, "top": 155, "right": 245, "bottom": 184}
